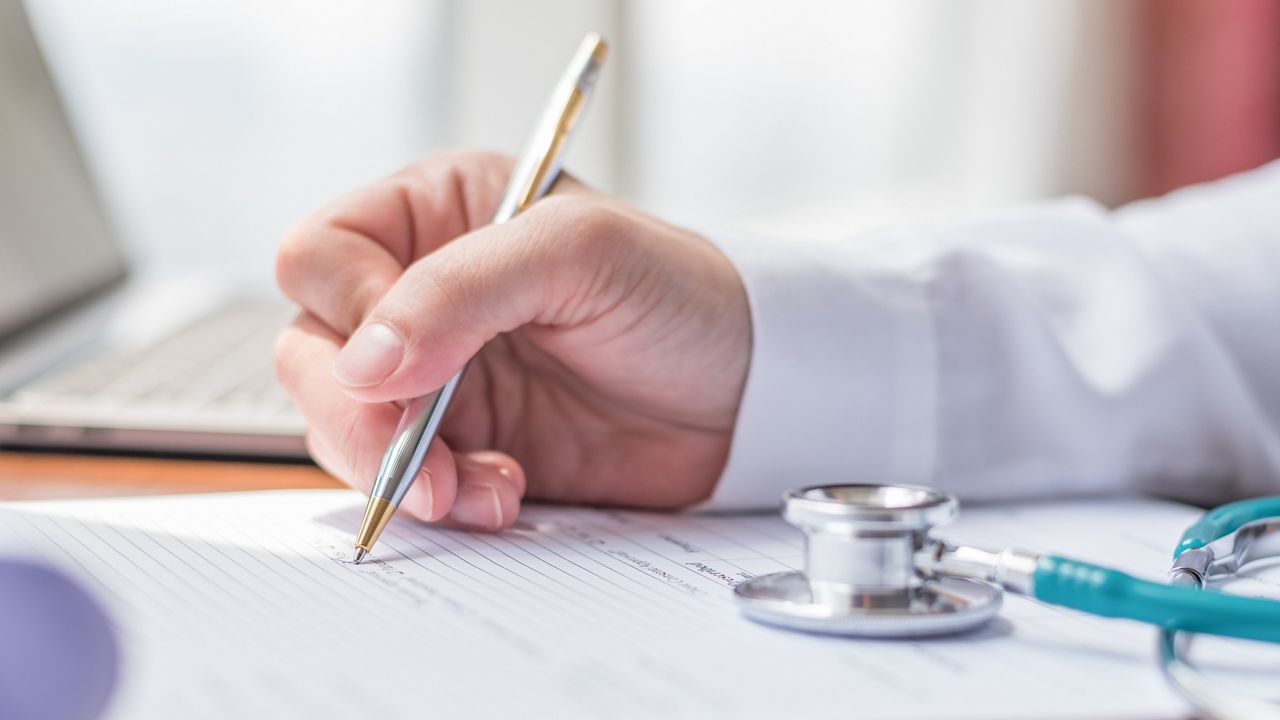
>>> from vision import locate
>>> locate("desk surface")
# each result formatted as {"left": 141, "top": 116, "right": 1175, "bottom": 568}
{"left": 0, "top": 451, "right": 341, "bottom": 502}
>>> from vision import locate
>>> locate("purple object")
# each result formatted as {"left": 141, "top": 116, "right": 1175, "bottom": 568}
{"left": 0, "top": 558, "right": 117, "bottom": 720}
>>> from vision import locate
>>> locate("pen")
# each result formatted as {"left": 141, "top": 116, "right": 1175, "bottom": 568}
{"left": 353, "top": 32, "right": 608, "bottom": 563}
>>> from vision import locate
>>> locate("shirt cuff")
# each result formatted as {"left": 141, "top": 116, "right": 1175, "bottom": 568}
{"left": 699, "top": 228, "right": 937, "bottom": 510}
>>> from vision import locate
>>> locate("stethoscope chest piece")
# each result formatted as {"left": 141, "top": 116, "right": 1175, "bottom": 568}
{"left": 734, "top": 484, "right": 1002, "bottom": 638}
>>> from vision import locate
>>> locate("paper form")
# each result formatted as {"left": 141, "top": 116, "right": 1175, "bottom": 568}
{"left": 0, "top": 490, "right": 1272, "bottom": 719}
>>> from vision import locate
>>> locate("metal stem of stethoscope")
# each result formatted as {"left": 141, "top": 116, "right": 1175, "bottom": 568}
{"left": 1159, "top": 512, "right": 1280, "bottom": 720}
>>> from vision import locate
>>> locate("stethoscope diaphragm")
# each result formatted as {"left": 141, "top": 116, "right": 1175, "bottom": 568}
{"left": 733, "top": 484, "right": 1002, "bottom": 637}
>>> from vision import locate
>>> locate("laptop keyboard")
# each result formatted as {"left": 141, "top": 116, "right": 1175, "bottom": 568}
{"left": 15, "top": 297, "right": 300, "bottom": 417}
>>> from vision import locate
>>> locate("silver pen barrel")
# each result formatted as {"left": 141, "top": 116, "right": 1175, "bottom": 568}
{"left": 353, "top": 33, "right": 608, "bottom": 563}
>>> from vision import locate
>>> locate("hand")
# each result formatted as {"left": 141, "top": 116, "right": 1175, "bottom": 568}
{"left": 274, "top": 151, "right": 751, "bottom": 531}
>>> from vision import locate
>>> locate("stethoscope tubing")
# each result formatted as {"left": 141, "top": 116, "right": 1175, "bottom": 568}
{"left": 738, "top": 486, "right": 1280, "bottom": 719}
{"left": 1034, "top": 555, "right": 1280, "bottom": 643}
{"left": 1159, "top": 629, "right": 1280, "bottom": 720}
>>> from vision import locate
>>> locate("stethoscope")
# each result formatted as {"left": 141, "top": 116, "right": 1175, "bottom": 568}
{"left": 734, "top": 485, "right": 1280, "bottom": 719}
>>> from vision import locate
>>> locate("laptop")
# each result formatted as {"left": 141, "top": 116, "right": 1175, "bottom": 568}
{"left": 0, "top": 1, "right": 306, "bottom": 459}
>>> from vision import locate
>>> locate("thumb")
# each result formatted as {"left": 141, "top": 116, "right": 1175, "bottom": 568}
{"left": 330, "top": 196, "right": 625, "bottom": 403}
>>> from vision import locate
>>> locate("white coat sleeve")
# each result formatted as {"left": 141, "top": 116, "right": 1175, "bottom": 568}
{"left": 705, "top": 160, "right": 1280, "bottom": 510}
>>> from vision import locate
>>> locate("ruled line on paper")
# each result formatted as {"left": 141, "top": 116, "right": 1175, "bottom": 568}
{"left": 0, "top": 489, "right": 1213, "bottom": 720}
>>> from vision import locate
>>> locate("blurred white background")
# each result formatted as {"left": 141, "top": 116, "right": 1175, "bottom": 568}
{"left": 25, "top": 0, "right": 1139, "bottom": 285}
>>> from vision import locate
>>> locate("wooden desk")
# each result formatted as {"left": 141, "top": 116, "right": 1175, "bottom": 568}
{"left": 0, "top": 451, "right": 342, "bottom": 501}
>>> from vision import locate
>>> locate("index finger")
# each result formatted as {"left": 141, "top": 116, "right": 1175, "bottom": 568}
{"left": 275, "top": 151, "right": 515, "bottom": 337}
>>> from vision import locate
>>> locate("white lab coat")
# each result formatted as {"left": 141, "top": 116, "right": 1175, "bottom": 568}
{"left": 710, "top": 160, "right": 1280, "bottom": 509}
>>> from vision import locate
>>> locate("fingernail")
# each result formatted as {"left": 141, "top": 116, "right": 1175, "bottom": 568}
{"left": 451, "top": 483, "right": 502, "bottom": 528}
{"left": 414, "top": 465, "right": 435, "bottom": 519}
{"left": 333, "top": 322, "right": 404, "bottom": 387}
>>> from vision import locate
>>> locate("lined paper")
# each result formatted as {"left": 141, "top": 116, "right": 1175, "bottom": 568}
{"left": 0, "top": 490, "right": 1260, "bottom": 719}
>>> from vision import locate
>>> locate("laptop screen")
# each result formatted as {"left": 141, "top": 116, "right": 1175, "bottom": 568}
{"left": 0, "top": 1, "right": 126, "bottom": 340}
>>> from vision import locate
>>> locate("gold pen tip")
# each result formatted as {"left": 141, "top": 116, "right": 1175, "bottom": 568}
{"left": 354, "top": 496, "right": 394, "bottom": 561}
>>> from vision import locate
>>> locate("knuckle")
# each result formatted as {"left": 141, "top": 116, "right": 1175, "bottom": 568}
{"left": 345, "top": 277, "right": 389, "bottom": 330}
{"left": 398, "top": 267, "right": 474, "bottom": 361}
{"left": 402, "top": 149, "right": 514, "bottom": 177}
{"left": 563, "top": 204, "right": 630, "bottom": 281}
{"left": 332, "top": 409, "right": 370, "bottom": 479}
{"left": 305, "top": 430, "right": 352, "bottom": 487}
{"left": 274, "top": 225, "right": 315, "bottom": 297}
{"left": 516, "top": 198, "right": 631, "bottom": 322}
{"left": 530, "top": 196, "right": 622, "bottom": 254}
{"left": 271, "top": 327, "right": 301, "bottom": 393}
{"left": 303, "top": 430, "right": 330, "bottom": 469}
{"left": 422, "top": 239, "right": 486, "bottom": 315}
{"left": 574, "top": 202, "right": 623, "bottom": 250}
{"left": 451, "top": 151, "right": 517, "bottom": 224}
{"left": 439, "top": 149, "right": 516, "bottom": 180}
{"left": 398, "top": 150, "right": 517, "bottom": 227}
{"left": 460, "top": 149, "right": 516, "bottom": 175}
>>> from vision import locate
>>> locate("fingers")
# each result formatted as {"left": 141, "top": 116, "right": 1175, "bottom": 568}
{"left": 305, "top": 424, "right": 459, "bottom": 523}
{"left": 277, "top": 313, "right": 454, "bottom": 520}
{"left": 276, "top": 151, "right": 516, "bottom": 337}
{"left": 448, "top": 451, "right": 526, "bottom": 530}
{"left": 310, "top": 427, "right": 525, "bottom": 531}
{"left": 276, "top": 312, "right": 525, "bottom": 530}
{"left": 331, "top": 195, "right": 628, "bottom": 403}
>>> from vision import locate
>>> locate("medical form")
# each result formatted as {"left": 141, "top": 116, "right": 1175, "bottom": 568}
{"left": 0, "top": 490, "right": 1274, "bottom": 719}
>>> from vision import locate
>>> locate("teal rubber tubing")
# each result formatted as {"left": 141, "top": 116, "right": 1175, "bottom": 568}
{"left": 1174, "top": 495, "right": 1280, "bottom": 558}
{"left": 1034, "top": 555, "right": 1280, "bottom": 644}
